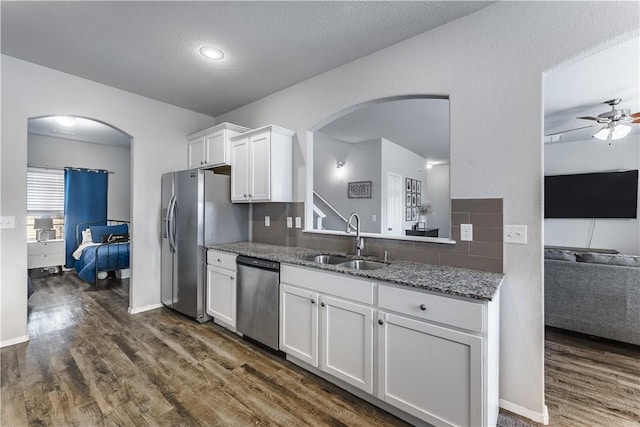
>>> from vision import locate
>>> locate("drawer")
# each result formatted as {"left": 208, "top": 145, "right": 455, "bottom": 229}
{"left": 207, "top": 250, "right": 237, "bottom": 271}
{"left": 378, "top": 285, "right": 485, "bottom": 333}
{"left": 28, "top": 253, "right": 65, "bottom": 269}
{"left": 281, "top": 264, "right": 374, "bottom": 305}
{"left": 28, "top": 240, "right": 65, "bottom": 255}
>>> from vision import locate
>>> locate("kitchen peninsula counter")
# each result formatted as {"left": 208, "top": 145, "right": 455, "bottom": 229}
{"left": 208, "top": 242, "right": 503, "bottom": 301}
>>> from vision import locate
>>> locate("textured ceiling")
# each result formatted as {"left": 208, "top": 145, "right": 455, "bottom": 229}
{"left": 1, "top": 1, "right": 494, "bottom": 117}
{"left": 544, "top": 37, "right": 640, "bottom": 143}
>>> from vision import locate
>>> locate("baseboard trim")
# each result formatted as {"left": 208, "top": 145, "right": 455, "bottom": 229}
{"left": 500, "top": 399, "right": 549, "bottom": 425}
{"left": 128, "top": 303, "right": 164, "bottom": 315}
{"left": 1, "top": 334, "right": 30, "bottom": 348}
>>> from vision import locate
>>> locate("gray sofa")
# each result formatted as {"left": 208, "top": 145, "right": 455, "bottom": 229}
{"left": 544, "top": 248, "right": 640, "bottom": 346}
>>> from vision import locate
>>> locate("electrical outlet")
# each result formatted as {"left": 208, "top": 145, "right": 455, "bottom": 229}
{"left": 287, "top": 217, "right": 293, "bottom": 228}
{"left": 0, "top": 216, "right": 15, "bottom": 229}
{"left": 264, "top": 216, "right": 270, "bottom": 227}
{"left": 504, "top": 225, "right": 527, "bottom": 244}
{"left": 460, "top": 224, "right": 473, "bottom": 241}
{"left": 295, "top": 217, "right": 302, "bottom": 229}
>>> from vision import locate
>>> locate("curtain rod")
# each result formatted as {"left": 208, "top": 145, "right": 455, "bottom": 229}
{"left": 27, "top": 164, "right": 115, "bottom": 174}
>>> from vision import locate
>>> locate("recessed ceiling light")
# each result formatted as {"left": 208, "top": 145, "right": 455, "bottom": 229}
{"left": 200, "top": 46, "right": 224, "bottom": 61}
{"left": 55, "top": 116, "right": 77, "bottom": 127}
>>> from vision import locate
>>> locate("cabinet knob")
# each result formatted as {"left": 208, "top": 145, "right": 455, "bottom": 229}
{"left": 200, "top": 161, "right": 204, "bottom": 165}
{"left": 311, "top": 299, "right": 315, "bottom": 304}
{"left": 320, "top": 302, "right": 325, "bottom": 307}
{"left": 249, "top": 194, "right": 252, "bottom": 197}
{"left": 378, "top": 319, "right": 384, "bottom": 325}
{"left": 230, "top": 276, "right": 234, "bottom": 280}
{"left": 419, "top": 304, "right": 427, "bottom": 311}
{"left": 243, "top": 194, "right": 247, "bottom": 198}
{"left": 217, "top": 258, "right": 221, "bottom": 262}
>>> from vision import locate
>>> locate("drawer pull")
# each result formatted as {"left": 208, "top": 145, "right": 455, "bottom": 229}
{"left": 230, "top": 276, "right": 234, "bottom": 280}
{"left": 311, "top": 299, "right": 316, "bottom": 304}
{"left": 320, "top": 302, "right": 325, "bottom": 307}
{"left": 419, "top": 304, "right": 427, "bottom": 311}
{"left": 378, "top": 319, "right": 384, "bottom": 325}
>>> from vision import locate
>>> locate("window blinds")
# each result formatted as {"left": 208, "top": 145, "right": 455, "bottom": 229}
{"left": 27, "top": 167, "right": 65, "bottom": 213}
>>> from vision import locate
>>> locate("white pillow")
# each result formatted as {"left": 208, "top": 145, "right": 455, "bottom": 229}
{"left": 82, "top": 228, "right": 93, "bottom": 244}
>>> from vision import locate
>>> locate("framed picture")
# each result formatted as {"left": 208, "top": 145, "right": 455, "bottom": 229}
{"left": 348, "top": 181, "right": 372, "bottom": 198}
{"left": 406, "top": 193, "right": 412, "bottom": 207}
{"left": 416, "top": 180, "right": 421, "bottom": 193}
{"left": 405, "top": 207, "right": 412, "bottom": 221}
{"left": 411, "top": 193, "right": 417, "bottom": 206}
{"left": 411, "top": 179, "right": 417, "bottom": 192}
{"left": 411, "top": 207, "right": 418, "bottom": 221}
{"left": 406, "top": 178, "right": 412, "bottom": 192}
{"left": 417, "top": 222, "right": 426, "bottom": 231}
{"left": 416, "top": 194, "right": 421, "bottom": 206}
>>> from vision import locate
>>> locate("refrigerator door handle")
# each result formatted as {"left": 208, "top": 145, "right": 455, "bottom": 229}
{"left": 172, "top": 198, "right": 180, "bottom": 251}
{"left": 167, "top": 195, "right": 177, "bottom": 253}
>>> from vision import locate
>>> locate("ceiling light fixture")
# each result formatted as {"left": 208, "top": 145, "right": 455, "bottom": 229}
{"left": 593, "top": 123, "right": 632, "bottom": 141}
{"left": 55, "top": 116, "right": 77, "bottom": 127}
{"left": 199, "top": 46, "right": 224, "bottom": 61}
{"left": 426, "top": 162, "right": 433, "bottom": 169}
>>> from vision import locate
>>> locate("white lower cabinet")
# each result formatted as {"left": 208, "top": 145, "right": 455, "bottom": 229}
{"left": 279, "top": 264, "right": 500, "bottom": 427}
{"left": 320, "top": 295, "right": 374, "bottom": 393}
{"left": 280, "top": 284, "right": 319, "bottom": 366}
{"left": 377, "top": 311, "right": 482, "bottom": 427}
{"left": 206, "top": 250, "right": 237, "bottom": 330}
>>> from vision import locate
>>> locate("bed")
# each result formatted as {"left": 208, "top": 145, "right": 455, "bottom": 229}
{"left": 73, "top": 220, "right": 130, "bottom": 289}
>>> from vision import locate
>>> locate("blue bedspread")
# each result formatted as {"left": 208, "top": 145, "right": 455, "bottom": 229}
{"left": 75, "top": 242, "right": 130, "bottom": 283}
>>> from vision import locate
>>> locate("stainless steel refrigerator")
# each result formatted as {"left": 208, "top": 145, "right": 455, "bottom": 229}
{"left": 161, "top": 169, "right": 248, "bottom": 323}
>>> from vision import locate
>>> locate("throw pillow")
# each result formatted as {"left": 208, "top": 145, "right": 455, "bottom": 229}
{"left": 577, "top": 253, "right": 640, "bottom": 268}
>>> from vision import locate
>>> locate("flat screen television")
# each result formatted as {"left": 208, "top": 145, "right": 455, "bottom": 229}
{"left": 544, "top": 170, "right": 638, "bottom": 219}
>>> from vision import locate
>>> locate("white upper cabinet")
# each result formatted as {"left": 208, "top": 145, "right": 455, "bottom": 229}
{"left": 230, "top": 125, "right": 295, "bottom": 203}
{"left": 187, "top": 122, "right": 251, "bottom": 169}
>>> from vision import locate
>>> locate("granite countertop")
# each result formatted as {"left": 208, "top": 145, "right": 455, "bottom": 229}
{"left": 208, "top": 242, "right": 503, "bottom": 301}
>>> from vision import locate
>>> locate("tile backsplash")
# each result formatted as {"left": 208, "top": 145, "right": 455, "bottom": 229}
{"left": 251, "top": 199, "right": 503, "bottom": 273}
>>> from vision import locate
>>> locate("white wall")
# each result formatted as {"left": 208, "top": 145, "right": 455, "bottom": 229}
{"left": 313, "top": 133, "right": 381, "bottom": 232}
{"left": 544, "top": 137, "right": 640, "bottom": 255}
{"left": 1, "top": 55, "right": 215, "bottom": 347}
{"left": 380, "top": 138, "right": 430, "bottom": 233}
{"left": 28, "top": 134, "right": 131, "bottom": 221}
{"left": 425, "top": 163, "right": 450, "bottom": 235}
{"left": 215, "top": 2, "right": 639, "bottom": 421}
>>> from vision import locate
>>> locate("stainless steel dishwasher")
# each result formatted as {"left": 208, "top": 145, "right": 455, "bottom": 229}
{"left": 236, "top": 256, "right": 280, "bottom": 351}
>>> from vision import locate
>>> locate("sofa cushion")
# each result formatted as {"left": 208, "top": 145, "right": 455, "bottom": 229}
{"left": 577, "top": 252, "right": 640, "bottom": 268}
{"left": 544, "top": 248, "right": 577, "bottom": 262}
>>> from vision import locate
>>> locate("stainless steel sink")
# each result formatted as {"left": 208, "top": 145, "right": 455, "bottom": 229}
{"left": 302, "top": 254, "right": 350, "bottom": 265}
{"left": 338, "top": 260, "right": 387, "bottom": 270}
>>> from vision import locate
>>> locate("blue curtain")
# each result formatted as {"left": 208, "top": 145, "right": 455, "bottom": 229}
{"left": 64, "top": 169, "right": 108, "bottom": 267}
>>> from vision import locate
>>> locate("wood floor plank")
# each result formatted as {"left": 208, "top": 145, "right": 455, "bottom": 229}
{"left": 7, "top": 272, "right": 640, "bottom": 427}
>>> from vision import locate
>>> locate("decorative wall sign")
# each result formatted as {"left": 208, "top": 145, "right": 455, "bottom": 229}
{"left": 348, "top": 181, "right": 372, "bottom": 198}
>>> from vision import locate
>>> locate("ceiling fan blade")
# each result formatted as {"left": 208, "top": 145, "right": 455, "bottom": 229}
{"left": 577, "top": 116, "right": 605, "bottom": 122}
{"left": 633, "top": 118, "right": 640, "bottom": 124}
{"left": 632, "top": 112, "right": 640, "bottom": 118}
{"left": 545, "top": 125, "right": 594, "bottom": 137}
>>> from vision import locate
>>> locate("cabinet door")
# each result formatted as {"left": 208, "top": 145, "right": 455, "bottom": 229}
{"left": 206, "top": 265, "right": 236, "bottom": 329}
{"left": 320, "top": 295, "right": 374, "bottom": 393}
{"left": 205, "top": 130, "right": 226, "bottom": 167}
{"left": 188, "top": 136, "right": 205, "bottom": 169}
{"left": 249, "top": 132, "right": 271, "bottom": 201}
{"left": 377, "top": 312, "right": 483, "bottom": 427}
{"left": 280, "top": 284, "right": 319, "bottom": 366}
{"left": 230, "top": 138, "right": 250, "bottom": 202}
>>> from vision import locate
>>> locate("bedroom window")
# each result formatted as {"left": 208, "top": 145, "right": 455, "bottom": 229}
{"left": 26, "top": 167, "right": 65, "bottom": 241}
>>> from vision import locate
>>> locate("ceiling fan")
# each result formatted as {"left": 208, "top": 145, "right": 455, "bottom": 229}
{"left": 546, "top": 98, "right": 640, "bottom": 142}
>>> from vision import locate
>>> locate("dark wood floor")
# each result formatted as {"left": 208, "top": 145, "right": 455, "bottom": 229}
{"left": 2, "top": 273, "right": 639, "bottom": 426}
{"left": 3, "top": 273, "right": 408, "bottom": 426}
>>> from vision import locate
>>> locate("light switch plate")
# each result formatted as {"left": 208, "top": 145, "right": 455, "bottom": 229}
{"left": 287, "top": 217, "right": 293, "bottom": 228}
{"left": 264, "top": 216, "right": 270, "bottom": 227}
{"left": 504, "top": 225, "right": 527, "bottom": 244}
{"left": 0, "top": 216, "right": 15, "bottom": 229}
{"left": 295, "top": 217, "right": 302, "bottom": 229}
{"left": 460, "top": 224, "right": 473, "bottom": 241}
